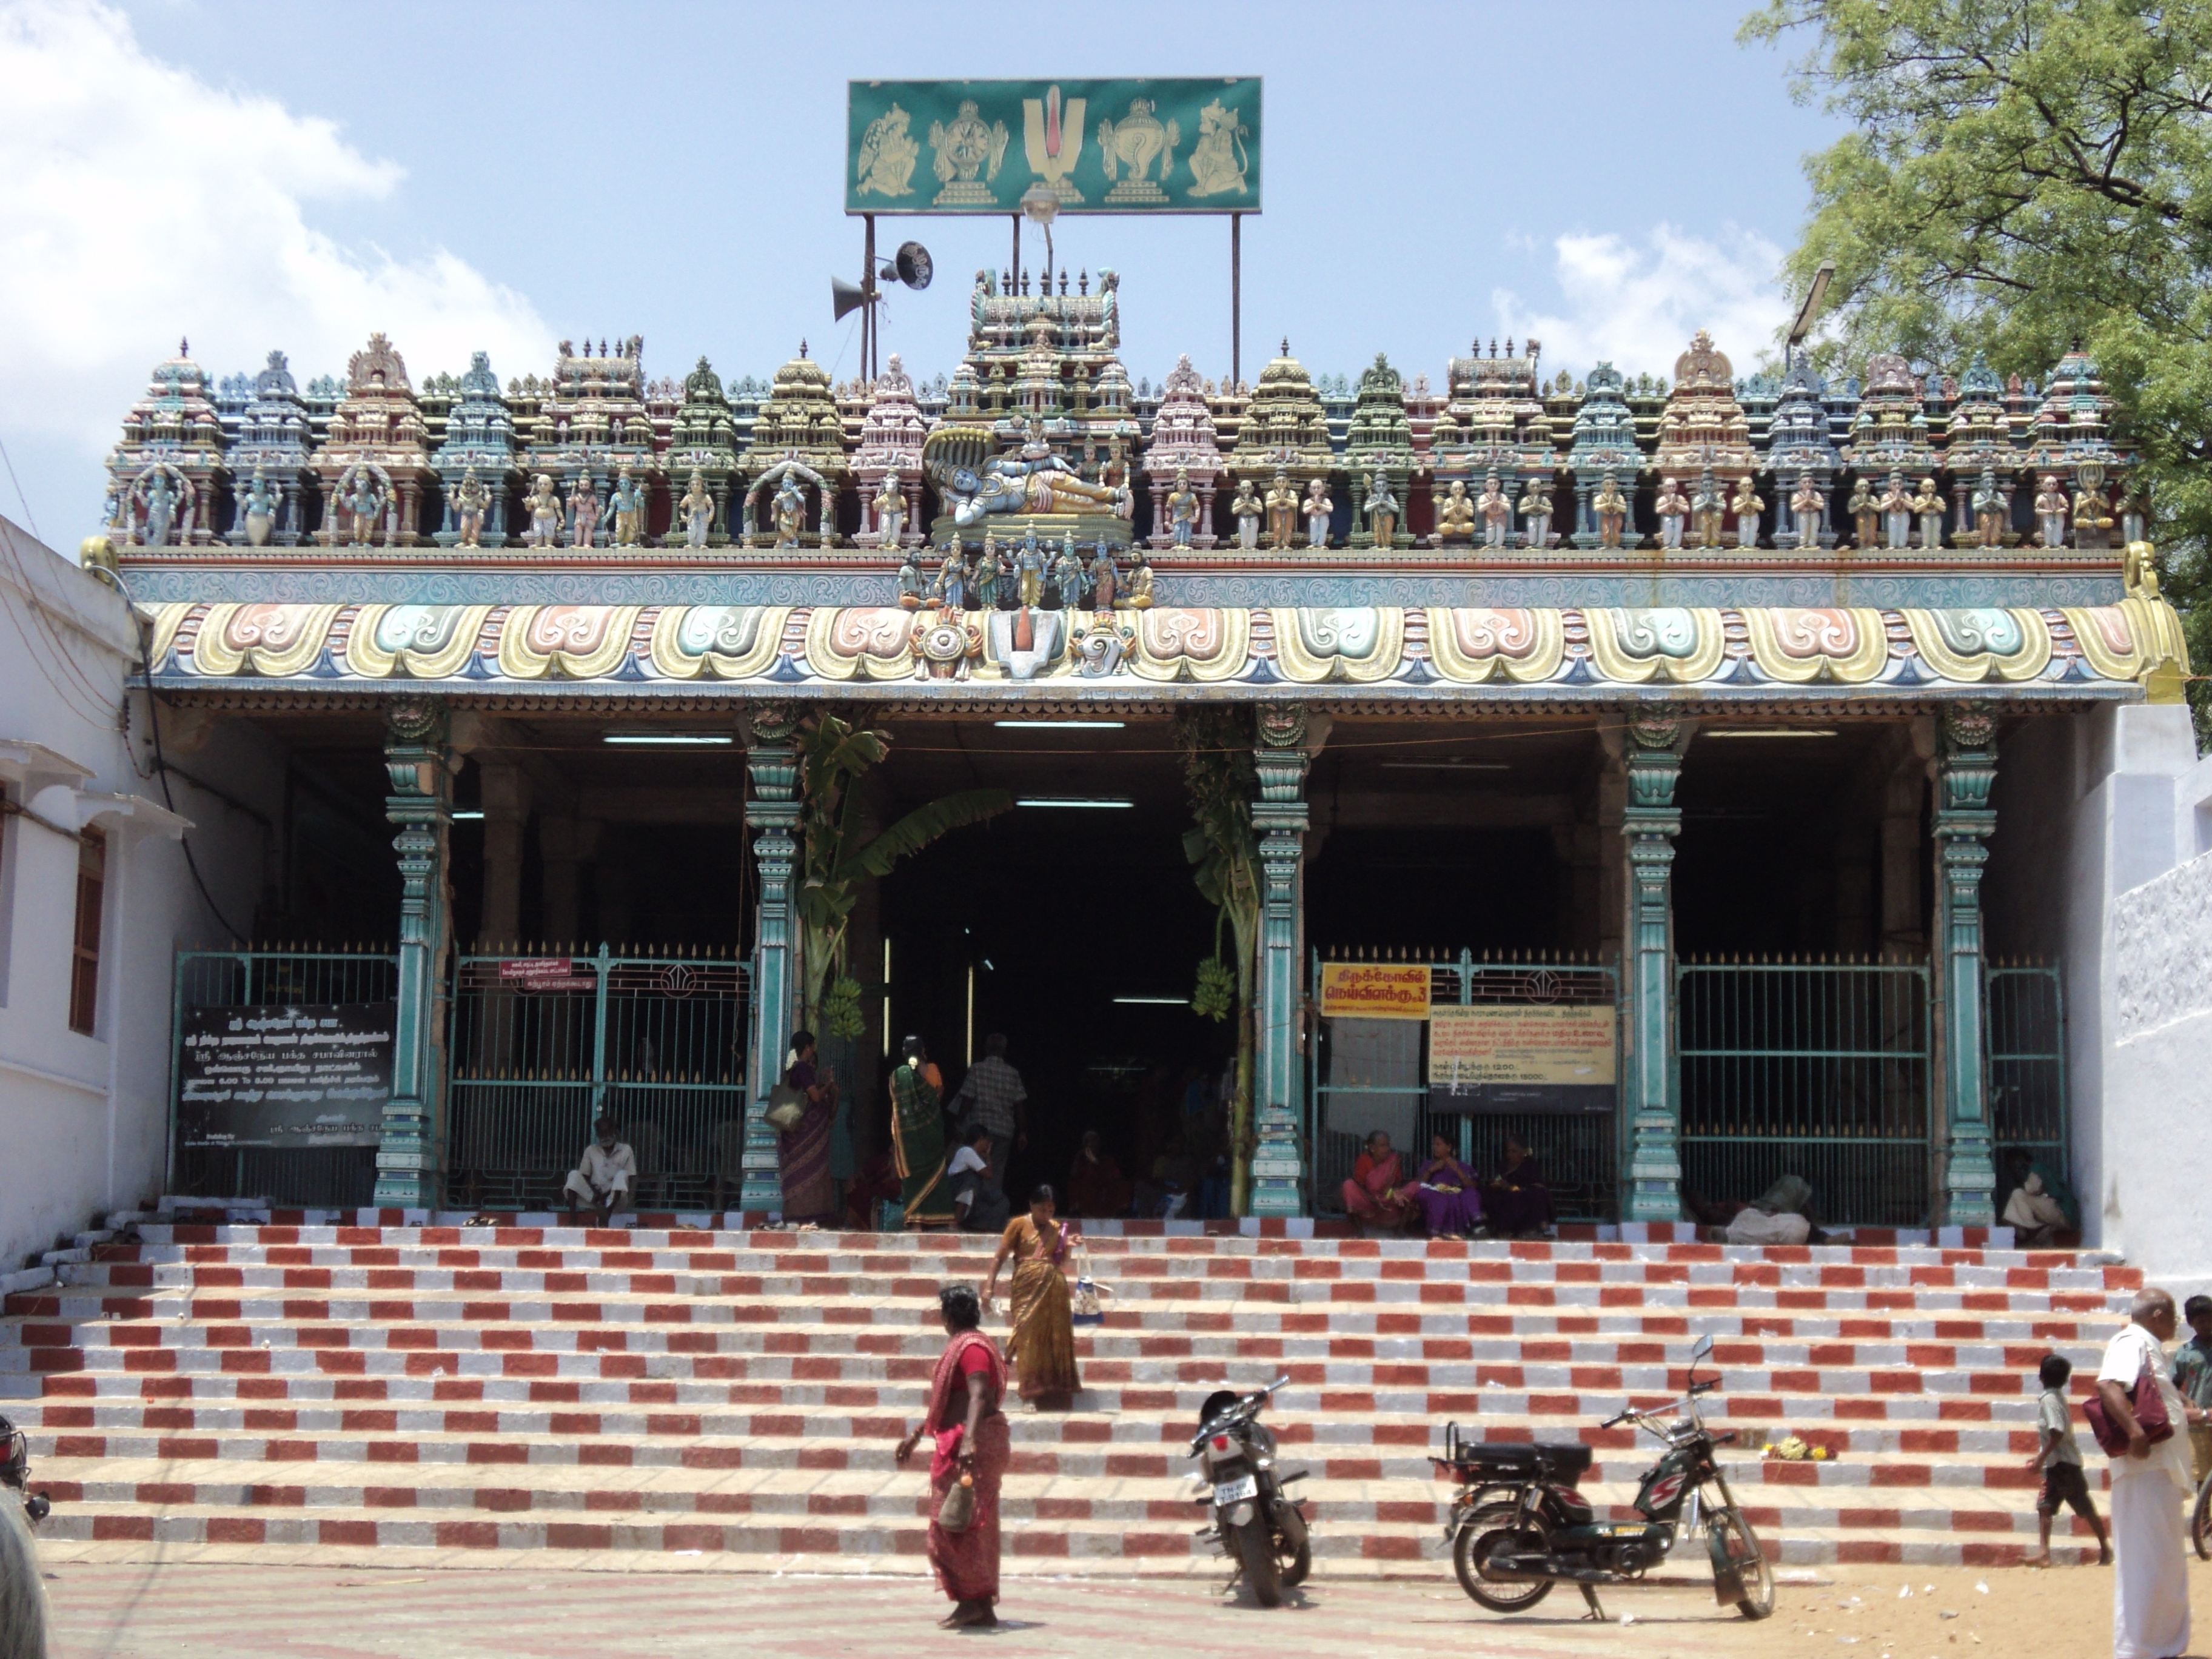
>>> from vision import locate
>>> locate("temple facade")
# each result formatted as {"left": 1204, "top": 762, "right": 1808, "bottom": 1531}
{"left": 85, "top": 269, "right": 2202, "bottom": 1259}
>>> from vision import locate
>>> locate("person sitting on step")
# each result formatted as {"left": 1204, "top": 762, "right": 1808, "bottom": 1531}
{"left": 563, "top": 1114, "right": 636, "bottom": 1227}
{"left": 950, "top": 1124, "right": 1011, "bottom": 1234}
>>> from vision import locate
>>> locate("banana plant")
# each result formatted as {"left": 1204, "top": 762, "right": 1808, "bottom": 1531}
{"left": 1176, "top": 707, "right": 1262, "bottom": 1215}
{"left": 793, "top": 712, "right": 1013, "bottom": 1028}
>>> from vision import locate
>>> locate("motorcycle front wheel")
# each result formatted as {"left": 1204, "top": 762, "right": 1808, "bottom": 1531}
{"left": 1451, "top": 1501, "right": 1554, "bottom": 1614}
{"left": 1235, "top": 1515, "right": 1284, "bottom": 1607}
{"left": 1275, "top": 1500, "right": 1312, "bottom": 1587}
{"left": 1713, "top": 1506, "right": 1775, "bottom": 1620}
{"left": 2193, "top": 1468, "right": 2212, "bottom": 1561}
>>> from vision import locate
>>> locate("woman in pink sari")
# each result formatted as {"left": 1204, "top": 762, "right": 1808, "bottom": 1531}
{"left": 1341, "top": 1130, "right": 1419, "bottom": 1230}
{"left": 895, "top": 1283, "right": 1010, "bottom": 1628}
{"left": 1407, "top": 1131, "right": 1483, "bottom": 1237}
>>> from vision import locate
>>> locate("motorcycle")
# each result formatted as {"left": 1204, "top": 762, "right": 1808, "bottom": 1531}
{"left": 1436, "top": 1334, "right": 1773, "bottom": 1621}
{"left": 0, "top": 1415, "right": 49, "bottom": 1524}
{"left": 1187, "top": 1376, "right": 1311, "bottom": 1607}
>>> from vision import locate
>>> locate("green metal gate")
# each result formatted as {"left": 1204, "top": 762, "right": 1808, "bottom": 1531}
{"left": 1675, "top": 957, "right": 1932, "bottom": 1227}
{"left": 1308, "top": 950, "right": 1621, "bottom": 1222}
{"left": 446, "top": 945, "right": 749, "bottom": 1211}
{"left": 1986, "top": 961, "right": 2068, "bottom": 1190}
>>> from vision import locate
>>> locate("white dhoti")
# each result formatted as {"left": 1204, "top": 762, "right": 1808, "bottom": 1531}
{"left": 562, "top": 1167, "right": 630, "bottom": 1207}
{"left": 2111, "top": 1466, "right": 2191, "bottom": 1658}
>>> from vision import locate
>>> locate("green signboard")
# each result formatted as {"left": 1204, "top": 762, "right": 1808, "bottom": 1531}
{"left": 847, "top": 78, "right": 1261, "bottom": 215}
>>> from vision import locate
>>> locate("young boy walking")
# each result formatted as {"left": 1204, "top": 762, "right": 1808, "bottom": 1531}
{"left": 2026, "top": 1352, "right": 2112, "bottom": 1566}
{"left": 2168, "top": 1293, "right": 2212, "bottom": 1483}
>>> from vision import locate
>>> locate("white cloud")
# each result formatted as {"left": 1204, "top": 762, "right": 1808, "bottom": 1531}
{"left": 0, "top": 0, "right": 549, "bottom": 526}
{"left": 1492, "top": 224, "right": 1790, "bottom": 381}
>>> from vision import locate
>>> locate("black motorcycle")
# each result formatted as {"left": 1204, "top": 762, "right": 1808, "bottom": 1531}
{"left": 1436, "top": 1335, "right": 1772, "bottom": 1621}
{"left": 0, "top": 1415, "right": 49, "bottom": 1524}
{"left": 1187, "top": 1376, "right": 1311, "bottom": 1607}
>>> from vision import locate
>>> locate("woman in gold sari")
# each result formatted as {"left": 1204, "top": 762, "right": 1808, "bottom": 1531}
{"left": 889, "top": 1035, "right": 954, "bottom": 1230}
{"left": 982, "top": 1184, "right": 1082, "bottom": 1409}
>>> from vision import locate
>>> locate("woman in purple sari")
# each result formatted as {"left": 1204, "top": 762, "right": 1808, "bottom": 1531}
{"left": 778, "top": 1028, "right": 840, "bottom": 1224}
{"left": 1407, "top": 1132, "right": 1483, "bottom": 1237}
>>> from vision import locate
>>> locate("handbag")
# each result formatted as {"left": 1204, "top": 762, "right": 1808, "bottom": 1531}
{"left": 2084, "top": 1355, "right": 2175, "bottom": 1456}
{"left": 1067, "top": 1237, "right": 1108, "bottom": 1327}
{"left": 937, "top": 1470, "right": 976, "bottom": 1533}
{"left": 763, "top": 1082, "right": 806, "bottom": 1133}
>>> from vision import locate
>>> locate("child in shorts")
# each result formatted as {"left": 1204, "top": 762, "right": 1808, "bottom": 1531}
{"left": 2026, "top": 1352, "right": 2111, "bottom": 1566}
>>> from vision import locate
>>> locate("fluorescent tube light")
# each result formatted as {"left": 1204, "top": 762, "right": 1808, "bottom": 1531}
{"left": 450, "top": 809, "right": 485, "bottom": 820}
{"left": 1016, "top": 797, "right": 1134, "bottom": 809}
{"left": 993, "top": 719, "right": 1127, "bottom": 729}
{"left": 602, "top": 732, "right": 735, "bottom": 746}
{"left": 1113, "top": 995, "right": 1189, "bottom": 1005}
{"left": 1702, "top": 728, "right": 1838, "bottom": 739}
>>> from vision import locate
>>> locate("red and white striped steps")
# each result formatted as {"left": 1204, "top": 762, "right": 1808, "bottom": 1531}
{"left": 0, "top": 1215, "right": 2137, "bottom": 1575}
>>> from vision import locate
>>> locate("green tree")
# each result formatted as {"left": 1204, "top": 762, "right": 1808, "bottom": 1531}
{"left": 1175, "top": 706, "right": 1262, "bottom": 1215}
{"left": 793, "top": 712, "right": 1012, "bottom": 1032}
{"left": 1744, "top": 0, "right": 2210, "bottom": 733}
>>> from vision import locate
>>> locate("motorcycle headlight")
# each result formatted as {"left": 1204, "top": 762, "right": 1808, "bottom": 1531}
{"left": 1253, "top": 1455, "right": 1273, "bottom": 1470}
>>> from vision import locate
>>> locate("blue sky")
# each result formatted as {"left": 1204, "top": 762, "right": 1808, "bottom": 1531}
{"left": 0, "top": 0, "right": 1841, "bottom": 545}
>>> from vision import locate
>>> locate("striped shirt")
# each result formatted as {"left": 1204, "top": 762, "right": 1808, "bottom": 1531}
{"left": 952, "top": 1056, "right": 1027, "bottom": 1138}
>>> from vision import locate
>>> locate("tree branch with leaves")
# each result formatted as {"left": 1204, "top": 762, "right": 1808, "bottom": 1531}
{"left": 1176, "top": 706, "right": 1262, "bottom": 1215}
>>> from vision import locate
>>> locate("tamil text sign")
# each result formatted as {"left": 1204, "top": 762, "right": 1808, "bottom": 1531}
{"left": 178, "top": 1003, "right": 392, "bottom": 1148}
{"left": 848, "top": 79, "right": 1261, "bottom": 215}
{"left": 1318, "top": 963, "right": 1430, "bottom": 1021}
{"left": 1427, "top": 1004, "right": 1617, "bottom": 1115}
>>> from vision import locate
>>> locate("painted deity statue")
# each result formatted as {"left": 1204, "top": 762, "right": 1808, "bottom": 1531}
{"left": 933, "top": 548, "right": 966, "bottom": 611}
{"left": 933, "top": 417, "right": 1134, "bottom": 528}
{"left": 608, "top": 466, "right": 646, "bottom": 548}
{"left": 2073, "top": 472, "right": 2115, "bottom": 550}
{"left": 1878, "top": 470, "right": 1912, "bottom": 550}
{"left": 1435, "top": 479, "right": 1475, "bottom": 543}
{"left": 1789, "top": 472, "right": 1825, "bottom": 544}
{"left": 1845, "top": 475, "right": 1877, "bottom": 549}
{"left": 773, "top": 470, "right": 808, "bottom": 548}
{"left": 1264, "top": 467, "right": 1298, "bottom": 550}
{"left": 139, "top": 468, "right": 179, "bottom": 547}
{"left": 1518, "top": 476, "right": 1554, "bottom": 549}
{"left": 1689, "top": 468, "right": 1725, "bottom": 549}
{"left": 897, "top": 548, "right": 926, "bottom": 608}
{"left": 525, "top": 474, "right": 563, "bottom": 547}
{"left": 1476, "top": 471, "right": 1510, "bottom": 550}
{"left": 1654, "top": 476, "right": 1690, "bottom": 551}
{"left": 1593, "top": 471, "right": 1629, "bottom": 549}
{"left": 451, "top": 466, "right": 489, "bottom": 549}
{"left": 1089, "top": 542, "right": 1117, "bottom": 611}
{"left": 1972, "top": 467, "right": 2007, "bottom": 548}
{"left": 679, "top": 469, "right": 715, "bottom": 549}
{"left": 1728, "top": 475, "right": 1763, "bottom": 549}
{"left": 1017, "top": 529, "right": 1046, "bottom": 606}
{"left": 2117, "top": 481, "right": 2148, "bottom": 546}
{"left": 1364, "top": 468, "right": 1399, "bottom": 549}
{"left": 566, "top": 473, "right": 600, "bottom": 549}
{"left": 1230, "top": 475, "right": 1262, "bottom": 551}
{"left": 976, "top": 534, "right": 1002, "bottom": 608}
{"left": 873, "top": 464, "right": 907, "bottom": 548}
{"left": 1054, "top": 533, "right": 1086, "bottom": 609}
{"left": 2033, "top": 474, "right": 2069, "bottom": 548}
{"left": 343, "top": 466, "right": 384, "bottom": 546}
{"left": 1909, "top": 475, "right": 1945, "bottom": 549}
{"left": 1121, "top": 548, "right": 1155, "bottom": 609}
{"left": 1302, "top": 476, "right": 1333, "bottom": 549}
{"left": 240, "top": 466, "right": 278, "bottom": 548}
{"left": 1165, "top": 467, "right": 1199, "bottom": 549}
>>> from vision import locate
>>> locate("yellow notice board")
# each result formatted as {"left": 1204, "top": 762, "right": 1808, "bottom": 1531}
{"left": 1428, "top": 1004, "right": 1617, "bottom": 1113}
{"left": 1317, "top": 963, "right": 1431, "bottom": 1021}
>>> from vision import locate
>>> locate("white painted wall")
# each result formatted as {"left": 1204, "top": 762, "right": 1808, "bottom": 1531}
{"left": 0, "top": 518, "right": 267, "bottom": 1270}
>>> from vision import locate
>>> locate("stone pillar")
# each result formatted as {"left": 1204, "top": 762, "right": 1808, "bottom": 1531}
{"left": 1249, "top": 705, "right": 1311, "bottom": 1217}
{"left": 1935, "top": 705, "right": 1999, "bottom": 1226}
{"left": 1623, "top": 716, "right": 1683, "bottom": 1222}
{"left": 742, "top": 704, "right": 800, "bottom": 1214}
{"left": 477, "top": 763, "right": 529, "bottom": 948}
{"left": 378, "top": 697, "right": 455, "bottom": 1208}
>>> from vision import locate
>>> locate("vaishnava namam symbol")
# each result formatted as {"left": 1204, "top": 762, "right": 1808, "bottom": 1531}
{"left": 1023, "top": 84, "right": 1085, "bottom": 203}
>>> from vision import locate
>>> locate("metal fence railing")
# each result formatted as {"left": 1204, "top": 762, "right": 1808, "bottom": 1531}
{"left": 444, "top": 946, "right": 749, "bottom": 1211}
{"left": 169, "top": 947, "right": 395, "bottom": 1208}
{"left": 1309, "top": 950, "right": 1621, "bottom": 1222}
{"left": 1987, "top": 961, "right": 2068, "bottom": 1192}
{"left": 1676, "top": 957, "right": 1932, "bottom": 1228}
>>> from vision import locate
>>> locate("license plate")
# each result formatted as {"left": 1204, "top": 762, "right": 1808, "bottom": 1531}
{"left": 1213, "top": 1475, "right": 1258, "bottom": 1504}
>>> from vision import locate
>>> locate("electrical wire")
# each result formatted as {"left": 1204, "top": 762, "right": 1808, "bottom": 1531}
{"left": 0, "top": 431, "right": 41, "bottom": 544}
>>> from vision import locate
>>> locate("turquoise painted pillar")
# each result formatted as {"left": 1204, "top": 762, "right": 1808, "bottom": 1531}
{"left": 1623, "top": 716, "right": 1683, "bottom": 1223}
{"left": 1936, "top": 705, "right": 1998, "bottom": 1227}
{"left": 377, "top": 697, "right": 454, "bottom": 1209}
{"left": 1250, "top": 705, "right": 1311, "bottom": 1217}
{"left": 742, "top": 703, "right": 800, "bottom": 1215}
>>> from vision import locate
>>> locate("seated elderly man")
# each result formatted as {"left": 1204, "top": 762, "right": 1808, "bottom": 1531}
{"left": 563, "top": 1114, "right": 636, "bottom": 1226}
{"left": 949, "top": 1123, "right": 1011, "bottom": 1234}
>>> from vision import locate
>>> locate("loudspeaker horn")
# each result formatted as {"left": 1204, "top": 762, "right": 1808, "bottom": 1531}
{"left": 831, "top": 276, "right": 868, "bottom": 323}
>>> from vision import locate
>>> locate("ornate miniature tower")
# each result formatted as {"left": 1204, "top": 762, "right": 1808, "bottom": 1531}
{"left": 222, "top": 350, "right": 314, "bottom": 548}
{"left": 427, "top": 353, "right": 520, "bottom": 548}
{"left": 662, "top": 357, "right": 742, "bottom": 548}
{"left": 106, "top": 341, "right": 227, "bottom": 546}
{"left": 1430, "top": 340, "right": 1554, "bottom": 548}
{"left": 1764, "top": 358, "right": 1844, "bottom": 549}
{"left": 1342, "top": 354, "right": 1417, "bottom": 549}
{"left": 1653, "top": 331, "right": 1754, "bottom": 547}
{"left": 852, "top": 354, "right": 928, "bottom": 548}
{"left": 1565, "top": 363, "right": 1641, "bottom": 548}
{"left": 1144, "top": 354, "right": 1227, "bottom": 549}
{"left": 1943, "top": 352, "right": 2022, "bottom": 544}
{"left": 2025, "top": 344, "right": 2124, "bottom": 549}
{"left": 524, "top": 337, "right": 662, "bottom": 548}
{"left": 1225, "top": 340, "right": 1334, "bottom": 542}
{"left": 1842, "top": 354, "right": 1940, "bottom": 551}
{"left": 739, "top": 344, "right": 851, "bottom": 546}
{"left": 310, "top": 333, "right": 433, "bottom": 547}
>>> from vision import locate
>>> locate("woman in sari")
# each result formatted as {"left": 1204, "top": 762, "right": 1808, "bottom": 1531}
{"left": 1407, "top": 1131, "right": 1483, "bottom": 1237}
{"left": 1341, "top": 1130, "right": 1419, "bottom": 1230}
{"left": 982, "top": 1185, "right": 1082, "bottom": 1408}
{"left": 1483, "top": 1133, "right": 1555, "bottom": 1237}
{"left": 889, "top": 1035, "right": 954, "bottom": 1230}
{"left": 776, "top": 1028, "right": 839, "bottom": 1224}
{"left": 895, "top": 1283, "right": 1010, "bottom": 1629}
{"left": 1067, "top": 1130, "right": 1132, "bottom": 1218}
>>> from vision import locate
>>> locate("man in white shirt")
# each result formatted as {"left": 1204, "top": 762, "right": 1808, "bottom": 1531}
{"left": 2099, "top": 1287, "right": 2193, "bottom": 1659}
{"left": 948, "top": 1124, "right": 1009, "bottom": 1234}
{"left": 562, "top": 1114, "right": 637, "bottom": 1227}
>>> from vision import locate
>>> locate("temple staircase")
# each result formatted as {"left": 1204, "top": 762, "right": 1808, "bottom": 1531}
{"left": 0, "top": 1210, "right": 2134, "bottom": 1576}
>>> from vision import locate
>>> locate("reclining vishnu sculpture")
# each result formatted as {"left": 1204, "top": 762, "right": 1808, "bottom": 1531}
{"left": 923, "top": 418, "right": 1133, "bottom": 531}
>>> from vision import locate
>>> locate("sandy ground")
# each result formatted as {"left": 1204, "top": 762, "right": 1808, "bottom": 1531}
{"left": 42, "top": 1557, "right": 2212, "bottom": 1658}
